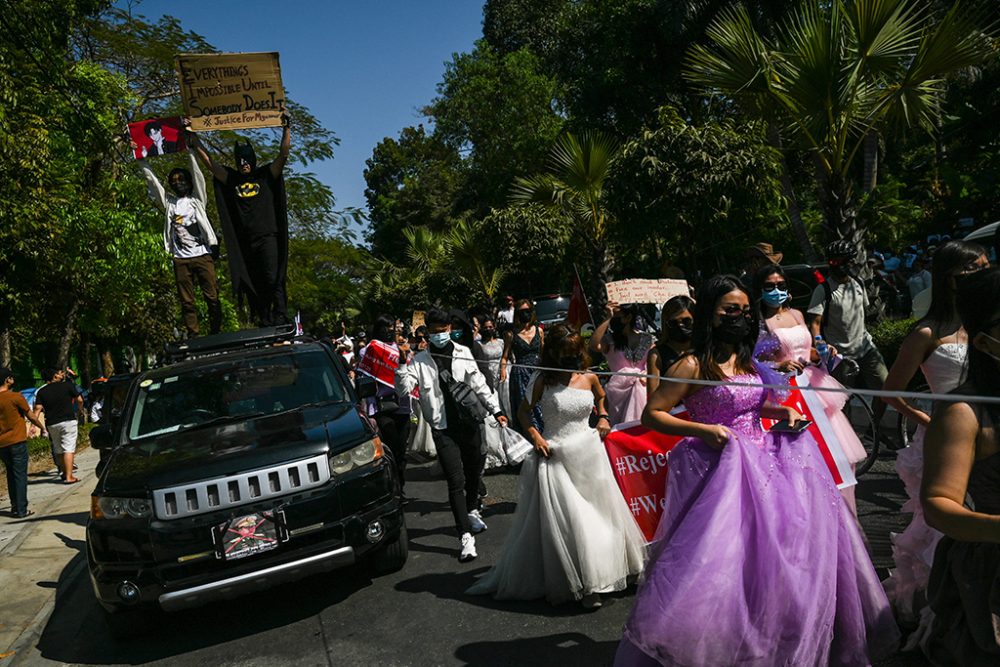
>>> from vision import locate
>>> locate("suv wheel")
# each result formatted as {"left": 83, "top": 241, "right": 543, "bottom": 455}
{"left": 371, "top": 523, "right": 408, "bottom": 574}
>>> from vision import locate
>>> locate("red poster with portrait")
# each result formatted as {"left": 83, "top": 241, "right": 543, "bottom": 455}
{"left": 127, "top": 117, "right": 187, "bottom": 160}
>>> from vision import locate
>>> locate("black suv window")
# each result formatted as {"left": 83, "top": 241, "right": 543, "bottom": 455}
{"left": 127, "top": 349, "right": 348, "bottom": 440}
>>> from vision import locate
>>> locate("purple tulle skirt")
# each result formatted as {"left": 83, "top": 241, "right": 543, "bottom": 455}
{"left": 616, "top": 429, "right": 900, "bottom": 666}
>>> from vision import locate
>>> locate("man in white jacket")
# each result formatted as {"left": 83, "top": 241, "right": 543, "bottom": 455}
{"left": 396, "top": 308, "right": 507, "bottom": 562}
{"left": 138, "top": 133, "right": 221, "bottom": 337}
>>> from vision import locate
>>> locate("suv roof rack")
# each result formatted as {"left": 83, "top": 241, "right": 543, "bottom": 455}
{"left": 163, "top": 325, "right": 308, "bottom": 363}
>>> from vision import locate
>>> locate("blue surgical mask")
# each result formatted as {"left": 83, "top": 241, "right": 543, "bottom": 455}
{"left": 429, "top": 332, "right": 451, "bottom": 348}
{"left": 761, "top": 288, "right": 789, "bottom": 308}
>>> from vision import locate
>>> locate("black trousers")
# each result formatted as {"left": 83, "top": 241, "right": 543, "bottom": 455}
{"left": 375, "top": 411, "right": 411, "bottom": 491}
{"left": 431, "top": 427, "right": 484, "bottom": 535}
{"left": 248, "top": 234, "right": 287, "bottom": 326}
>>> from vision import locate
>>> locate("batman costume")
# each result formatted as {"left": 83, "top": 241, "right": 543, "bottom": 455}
{"left": 213, "top": 140, "right": 289, "bottom": 326}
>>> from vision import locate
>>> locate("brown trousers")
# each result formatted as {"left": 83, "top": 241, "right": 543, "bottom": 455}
{"left": 173, "top": 254, "right": 222, "bottom": 336}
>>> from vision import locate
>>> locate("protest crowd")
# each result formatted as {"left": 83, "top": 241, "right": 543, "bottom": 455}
{"left": 3, "top": 27, "right": 1000, "bottom": 666}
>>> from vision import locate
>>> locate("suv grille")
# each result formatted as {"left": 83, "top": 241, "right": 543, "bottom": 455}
{"left": 151, "top": 454, "right": 331, "bottom": 520}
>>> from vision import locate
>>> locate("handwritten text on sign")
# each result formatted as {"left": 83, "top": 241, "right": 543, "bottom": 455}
{"left": 176, "top": 52, "right": 285, "bottom": 131}
{"left": 605, "top": 279, "right": 690, "bottom": 305}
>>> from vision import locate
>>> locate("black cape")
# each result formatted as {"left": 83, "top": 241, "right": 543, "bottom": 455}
{"left": 213, "top": 164, "right": 289, "bottom": 317}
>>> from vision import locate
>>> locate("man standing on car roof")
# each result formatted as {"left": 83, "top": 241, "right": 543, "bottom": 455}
{"left": 192, "top": 113, "right": 291, "bottom": 327}
{"left": 0, "top": 368, "right": 46, "bottom": 518}
{"left": 395, "top": 308, "right": 507, "bottom": 563}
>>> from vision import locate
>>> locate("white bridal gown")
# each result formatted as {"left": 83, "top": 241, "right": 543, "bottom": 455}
{"left": 467, "top": 381, "right": 646, "bottom": 603}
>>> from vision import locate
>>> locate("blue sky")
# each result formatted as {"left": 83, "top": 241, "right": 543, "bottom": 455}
{"left": 124, "top": 0, "right": 485, "bottom": 241}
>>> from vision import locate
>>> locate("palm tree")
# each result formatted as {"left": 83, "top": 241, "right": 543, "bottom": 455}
{"left": 685, "top": 0, "right": 996, "bottom": 258}
{"left": 511, "top": 130, "right": 619, "bottom": 308}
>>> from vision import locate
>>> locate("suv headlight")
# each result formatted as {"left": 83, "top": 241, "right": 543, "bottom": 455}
{"left": 91, "top": 496, "right": 153, "bottom": 520}
{"left": 329, "top": 438, "right": 383, "bottom": 475}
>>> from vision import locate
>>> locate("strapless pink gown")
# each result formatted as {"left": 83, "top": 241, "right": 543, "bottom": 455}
{"left": 768, "top": 324, "right": 869, "bottom": 465}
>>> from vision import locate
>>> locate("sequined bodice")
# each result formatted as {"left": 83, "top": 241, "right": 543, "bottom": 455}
{"left": 684, "top": 373, "right": 767, "bottom": 441}
{"left": 512, "top": 328, "right": 541, "bottom": 364}
{"left": 538, "top": 383, "right": 595, "bottom": 439}
{"left": 921, "top": 343, "right": 967, "bottom": 395}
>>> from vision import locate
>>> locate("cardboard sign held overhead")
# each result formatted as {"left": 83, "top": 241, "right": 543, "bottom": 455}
{"left": 411, "top": 311, "right": 425, "bottom": 331}
{"left": 605, "top": 279, "right": 690, "bottom": 305}
{"left": 127, "top": 117, "right": 187, "bottom": 159}
{"left": 176, "top": 52, "right": 285, "bottom": 131}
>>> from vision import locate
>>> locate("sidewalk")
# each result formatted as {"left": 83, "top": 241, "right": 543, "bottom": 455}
{"left": 0, "top": 448, "right": 98, "bottom": 665}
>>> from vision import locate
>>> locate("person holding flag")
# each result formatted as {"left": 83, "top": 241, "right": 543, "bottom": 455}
{"left": 357, "top": 315, "right": 411, "bottom": 496}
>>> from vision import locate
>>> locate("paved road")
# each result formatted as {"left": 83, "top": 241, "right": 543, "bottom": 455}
{"left": 22, "top": 448, "right": 929, "bottom": 666}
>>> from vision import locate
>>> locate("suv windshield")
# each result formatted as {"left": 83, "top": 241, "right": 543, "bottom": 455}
{"left": 128, "top": 349, "right": 348, "bottom": 440}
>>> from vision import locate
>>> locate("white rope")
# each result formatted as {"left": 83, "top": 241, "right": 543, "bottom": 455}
{"left": 424, "top": 350, "right": 1000, "bottom": 406}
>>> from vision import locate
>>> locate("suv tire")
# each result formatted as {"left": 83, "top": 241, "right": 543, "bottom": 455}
{"left": 371, "top": 523, "right": 408, "bottom": 574}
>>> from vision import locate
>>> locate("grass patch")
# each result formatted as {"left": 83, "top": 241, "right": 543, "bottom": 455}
{"left": 1, "top": 422, "right": 95, "bottom": 471}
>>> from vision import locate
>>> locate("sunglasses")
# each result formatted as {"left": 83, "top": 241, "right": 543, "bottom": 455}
{"left": 720, "top": 304, "right": 752, "bottom": 316}
{"left": 762, "top": 281, "right": 787, "bottom": 291}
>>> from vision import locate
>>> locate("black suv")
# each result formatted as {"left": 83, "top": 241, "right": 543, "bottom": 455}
{"left": 86, "top": 327, "right": 406, "bottom": 633}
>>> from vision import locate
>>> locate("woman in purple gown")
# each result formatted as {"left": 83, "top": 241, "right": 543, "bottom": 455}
{"left": 616, "top": 275, "right": 899, "bottom": 667}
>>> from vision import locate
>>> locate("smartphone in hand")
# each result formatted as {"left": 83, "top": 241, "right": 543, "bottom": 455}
{"left": 769, "top": 419, "right": 813, "bottom": 433}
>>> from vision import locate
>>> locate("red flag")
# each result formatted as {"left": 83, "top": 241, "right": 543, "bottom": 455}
{"left": 566, "top": 268, "right": 591, "bottom": 329}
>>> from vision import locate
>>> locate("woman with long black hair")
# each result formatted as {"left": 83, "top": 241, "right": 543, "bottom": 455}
{"left": 645, "top": 295, "right": 694, "bottom": 398}
{"left": 882, "top": 240, "right": 989, "bottom": 627}
{"left": 615, "top": 275, "right": 898, "bottom": 666}
{"left": 499, "top": 299, "right": 544, "bottom": 436}
{"left": 921, "top": 267, "right": 1000, "bottom": 664}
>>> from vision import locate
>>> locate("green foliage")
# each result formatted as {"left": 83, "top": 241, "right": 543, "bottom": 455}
{"left": 286, "top": 236, "right": 368, "bottom": 337}
{"left": 871, "top": 317, "right": 917, "bottom": 367}
{"left": 609, "top": 106, "right": 786, "bottom": 275}
{"left": 427, "top": 42, "right": 564, "bottom": 210}
{"left": 477, "top": 204, "right": 574, "bottom": 294}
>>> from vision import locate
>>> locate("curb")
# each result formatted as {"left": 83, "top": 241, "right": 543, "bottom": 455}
{"left": 0, "top": 458, "right": 95, "bottom": 666}
{"left": 1, "top": 556, "right": 88, "bottom": 667}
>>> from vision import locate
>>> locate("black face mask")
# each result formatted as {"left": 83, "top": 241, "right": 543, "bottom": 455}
{"left": 481, "top": 329, "right": 496, "bottom": 340}
{"left": 234, "top": 140, "right": 257, "bottom": 173}
{"left": 557, "top": 355, "right": 579, "bottom": 371}
{"left": 517, "top": 309, "right": 532, "bottom": 324}
{"left": 715, "top": 313, "right": 751, "bottom": 344}
{"left": 666, "top": 320, "right": 693, "bottom": 343}
{"left": 169, "top": 179, "right": 192, "bottom": 197}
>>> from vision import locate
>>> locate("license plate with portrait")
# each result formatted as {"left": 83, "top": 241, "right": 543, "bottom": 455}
{"left": 215, "top": 512, "right": 280, "bottom": 561}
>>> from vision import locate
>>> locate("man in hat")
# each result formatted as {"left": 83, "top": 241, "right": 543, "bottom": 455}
{"left": 192, "top": 113, "right": 291, "bottom": 326}
{"left": 742, "top": 242, "right": 783, "bottom": 283}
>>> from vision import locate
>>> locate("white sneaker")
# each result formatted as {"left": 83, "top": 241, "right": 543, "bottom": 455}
{"left": 468, "top": 509, "right": 487, "bottom": 534}
{"left": 459, "top": 532, "right": 477, "bottom": 562}
{"left": 581, "top": 593, "right": 602, "bottom": 610}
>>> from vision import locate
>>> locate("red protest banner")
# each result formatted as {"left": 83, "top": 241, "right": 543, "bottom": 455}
{"left": 357, "top": 340, "right": 399, "bottom": 387}
{"left": 762, "top": 375, "right": 856, "bottom": 488}
{"left": 128, "top": 117, "right": 187, "bottom": 159}
{"left": 604, "top": 414, "right": 687, "bottom": 542}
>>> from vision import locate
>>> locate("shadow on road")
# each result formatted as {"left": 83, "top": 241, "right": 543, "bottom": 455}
{"left": 35, "top": 557, "right": 378, "bottom": 665}
{"left": 454, "top": 631, "right": 619, "bottom": 665}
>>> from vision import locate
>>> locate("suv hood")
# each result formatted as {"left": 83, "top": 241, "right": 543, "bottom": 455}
{"left": 100, "top": 403, "right": 369, "bottom": 495}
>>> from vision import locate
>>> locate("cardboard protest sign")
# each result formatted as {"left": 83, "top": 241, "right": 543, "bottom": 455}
{"left": 357, "top": 340, "right": 400, "bottom": 388}
{"left": 605, "top": 279, "right": 690, "bottom": 305}
{"left": 411, "top": 311, "right": 425, "bottom": 331}
{"left": 128, "top": 117, "right": 187, "bottom": 159}
{"left": 604, "top": 411, "right": 688, "bottom": 542}
{"left": 761, "top": 375, "right": 857, "bottom": 488}
{"left": 176, "top": 52, "right": 285, "bottom": 131}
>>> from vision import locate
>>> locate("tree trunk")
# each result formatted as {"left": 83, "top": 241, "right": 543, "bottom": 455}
{"left": 99, "top": 341, "right": 115, "bottom": 377}
{"left": 57, "top": 300, "right": 81, "bottom": 369}
{"left": 0, "top": 326, "right": 10, "bottom": 369}
{"left": 862, "top": 129, "right": 879, "bottom": 195}
{"left": 589, "top": 240, "right": 613, "bottom": 318}
{"left": 79, "top": 334, "right": 92, "bottom": 387}
{"left": 767, "top": 124, "right": 817, "bottom": 263}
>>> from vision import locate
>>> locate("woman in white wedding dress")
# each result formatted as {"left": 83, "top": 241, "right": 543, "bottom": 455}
{"left": 467, "top": 324, "right": 645, "bottom": 609}
{"left": 882, "top": 240, "right": 989, "bottom": 635}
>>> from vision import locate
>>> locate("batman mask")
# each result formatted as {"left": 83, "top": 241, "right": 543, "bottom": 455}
{"left": 234, "top": 140, "right": 257, "bottom": 173}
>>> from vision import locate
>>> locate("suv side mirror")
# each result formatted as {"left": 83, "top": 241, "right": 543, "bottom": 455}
{"left": 355, "top": 375, "right": 378, "bottom": 399}
{"left": 89, "top": 424, "right": 114, "bottom": 450}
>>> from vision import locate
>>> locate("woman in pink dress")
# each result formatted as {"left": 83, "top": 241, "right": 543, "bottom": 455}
{"left": 881, "top": 240, "right": 988, "bottom": 637}
{"left": 752, "top": 264, "right": 868, "bottom": 514}
{"left": 590, "top": 302, "right": 655, "bottom": 426}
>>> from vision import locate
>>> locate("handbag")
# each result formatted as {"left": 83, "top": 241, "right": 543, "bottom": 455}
{"left": 438, "top": 367, "right": 491, "bottom": 426}
{"left": 499, "top": 425, "right": 533, "bottom": 464}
